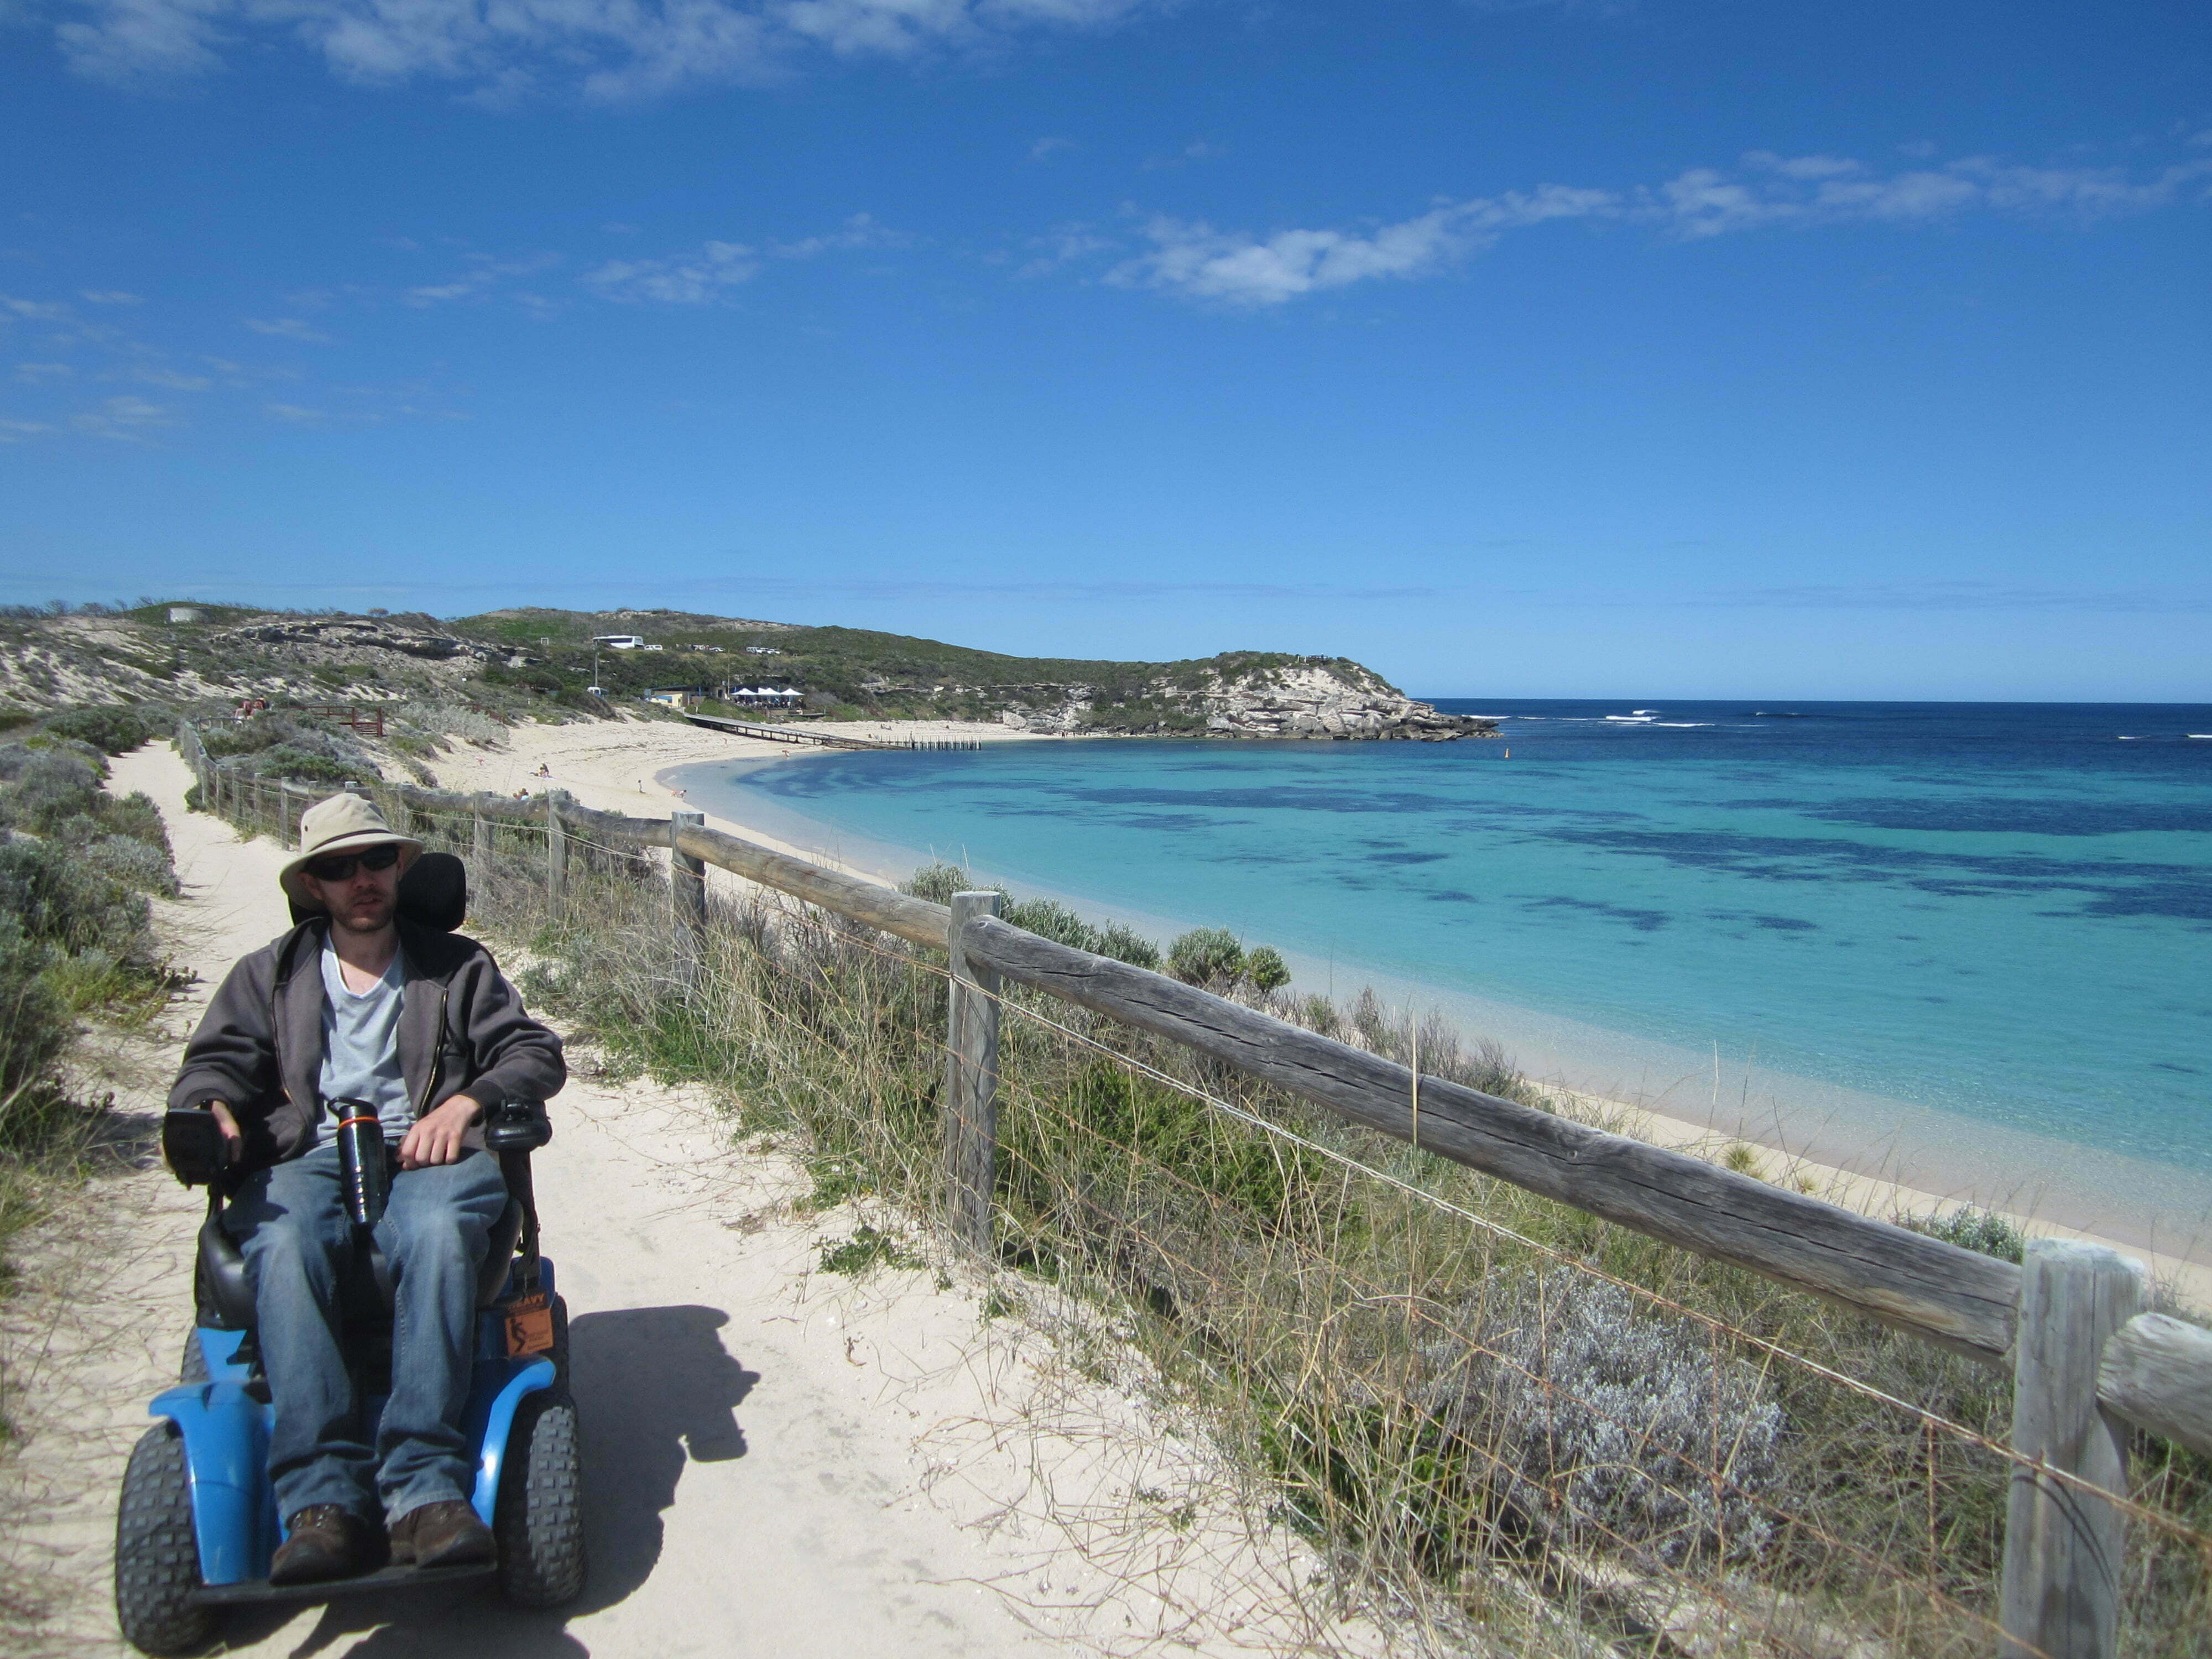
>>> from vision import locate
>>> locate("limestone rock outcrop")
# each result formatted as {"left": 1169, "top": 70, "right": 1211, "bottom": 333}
{"left": 993, "top": 658, "right": 1494, "bottom": 741}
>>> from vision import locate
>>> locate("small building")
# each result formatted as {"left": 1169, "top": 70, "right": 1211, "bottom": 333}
{"left": 168, "top": 606, "right": 201, "bottom": 624}
{"left": 645, "top": 687, "right": 698, "bottom": 711}
{"left": 724, "top": 685, "right": 803, "bottom": 709}
{"left": 592, "top": 634, "right": 645, "bottom": 650}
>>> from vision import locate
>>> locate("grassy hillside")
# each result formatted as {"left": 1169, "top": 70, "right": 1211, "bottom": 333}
{"left": 450, "top": 607, "right": 1388, "bottom": 723}
{"left": 0, "top": 599, "right": 1477, "bottom": 740}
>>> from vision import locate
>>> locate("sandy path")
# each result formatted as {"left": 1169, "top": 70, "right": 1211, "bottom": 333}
{"left": 0, "top": 744, "right": 1369, "bottom": 1658}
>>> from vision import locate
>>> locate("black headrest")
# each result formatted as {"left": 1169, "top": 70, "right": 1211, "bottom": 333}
{"left": 286, "top": 850, "right": 468, "bottom": 932}
{"left": 399, "top": 851, "right": 467, "bottom": 932}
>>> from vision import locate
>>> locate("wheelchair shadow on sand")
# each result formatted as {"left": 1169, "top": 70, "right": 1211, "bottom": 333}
{"left": 231, "top": 1306, "right": 756, "bottom": 1658}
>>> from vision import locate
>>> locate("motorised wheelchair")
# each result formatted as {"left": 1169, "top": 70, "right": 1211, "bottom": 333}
{"left": 113, "top": 852, "right": 585, "bottom": 1656}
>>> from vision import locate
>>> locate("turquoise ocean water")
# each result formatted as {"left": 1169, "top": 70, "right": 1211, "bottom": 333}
{"left": 669, "top": 701, "right": 2212, "bottom": 1243}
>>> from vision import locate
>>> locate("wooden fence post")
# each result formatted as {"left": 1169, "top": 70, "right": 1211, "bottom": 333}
{"left": 943, "top": 890, "right": 1003, "bottom": 1255}
{"left": 671, "top": 810, "right": 707, "bottom": 968}
{"left": 2000, "top": 1239, "right": 2147, "bottom": 1659}
{"left": 473, "top": 804, "right": 491, "bottom": 872}
{"left": 546, "top": 796, "right": 567, "bottom": 909}
{"left": 277, "top": 784, "right": 293, "bottom": 847}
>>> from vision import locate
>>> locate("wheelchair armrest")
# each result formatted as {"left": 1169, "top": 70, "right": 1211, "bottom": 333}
{"left": 163, "top": 1106, "right": 228, "bottom": 1187}
{"left": 482, "top": 1097, "right": 552, "bottom": 1153}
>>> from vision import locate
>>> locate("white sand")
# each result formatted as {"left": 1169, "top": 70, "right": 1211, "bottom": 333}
{"left": 1, "top": 740, "right": 1377, "bottom": 1657}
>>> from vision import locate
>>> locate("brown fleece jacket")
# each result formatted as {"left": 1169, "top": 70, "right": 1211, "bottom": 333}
{"left": 167, "top": 916, "right": 566, "bottom": 1173}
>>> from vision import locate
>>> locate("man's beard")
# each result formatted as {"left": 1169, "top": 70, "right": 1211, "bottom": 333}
{"left": 330, "top": 894, "right": 396, "bottom": 936}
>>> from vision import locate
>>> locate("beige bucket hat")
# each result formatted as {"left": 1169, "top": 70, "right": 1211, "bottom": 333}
{"left": 279, "top": 792, "right": 422, "bottom": 910}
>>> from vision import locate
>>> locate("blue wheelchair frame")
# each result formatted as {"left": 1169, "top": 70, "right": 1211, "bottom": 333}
{"left": 148, "top": 1261, "right": 560, "bottom": 1597}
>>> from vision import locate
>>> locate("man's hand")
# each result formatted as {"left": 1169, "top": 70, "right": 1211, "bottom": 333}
{"left": 397, "top": 1095, "right": 479, "bottom": 1170}
{"left": 207, "top": 1101, "right": 243, "bottom": 1166}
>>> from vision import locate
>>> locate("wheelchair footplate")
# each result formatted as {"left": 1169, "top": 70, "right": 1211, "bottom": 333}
{"left": 192, "top": 1560, "right": 497, "bottom": 1607}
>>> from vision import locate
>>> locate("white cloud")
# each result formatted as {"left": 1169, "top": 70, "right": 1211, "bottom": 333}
{"left": 576, "top": 217, "right": 897, "bottom": 300}
{"left": 243, "top": 317, "right": 334, "bottom": 341}
{"left": 1029, "top": 135, "right": 1074, "bottom": 161}
{"left": 1014, "top": 226, "right": 1116, "bottom": 279}
{"left": 265, "top": 402, "right": 329, "bottom": 422}
{"left": 582, "top": 239, "right": 759, "bottom": 302}
{"left": 0, "top": 419, "right": 58, "bottom": 442}
{"left": 1743, "top": 151, "right": 1860, "bottom": 181}
{"left": 1112, "top": 184, "right": 1619, "bottom": 305}
{"left": 1099, "top": 145, "right": 2209, "bottom": 306}
{"left": 14, "top": 362, "right": 73, "bottom": 382}
{"left": 132, "top": 366, "right": 213, "bottom": 389}
{"left": 70, "top": 394, "right": 175, "bottom": 438}
{"left": 1656, "top": 150, "right": 2212, "bottom": 238}
{"left": 80, "top": 289, "right": 144, "bottom": 304}
{"left": 53, "top": 0, "right": 1157, "bottom": 103}
{"left": 402, "top": 251, "right": 561, "bottom": 305}
{"left": 768, "top": 211, "right": 901, "bottom": 259}
{"left": 1, "top": 294, "right": 75, "bottom": 322}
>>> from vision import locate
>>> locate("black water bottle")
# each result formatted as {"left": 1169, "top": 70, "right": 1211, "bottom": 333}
{"left": 330, "top": 1098, "right": 389, "bottom": 1227}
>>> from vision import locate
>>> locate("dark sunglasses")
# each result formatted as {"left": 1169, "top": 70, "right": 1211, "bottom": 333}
{"left": 304, "top": 843, "right": 402, "bottom": 884}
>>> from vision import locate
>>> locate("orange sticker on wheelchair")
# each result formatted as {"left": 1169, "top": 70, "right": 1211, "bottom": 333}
{"left": 504, "top": 1291, "right": 554, "bottom": 1357}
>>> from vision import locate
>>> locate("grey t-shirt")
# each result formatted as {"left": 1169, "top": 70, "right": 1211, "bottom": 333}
{"left": 316, "top": 943, "right": 413, "bottom": 1142}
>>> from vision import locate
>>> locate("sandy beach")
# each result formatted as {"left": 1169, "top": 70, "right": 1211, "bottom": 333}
{"left": 424, "top": 712, "right": 2209, "bottom": 1311}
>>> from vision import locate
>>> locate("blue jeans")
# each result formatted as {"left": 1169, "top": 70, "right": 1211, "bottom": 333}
{"left": 221, "top": 1142, "right": 510, "bottom": 1525}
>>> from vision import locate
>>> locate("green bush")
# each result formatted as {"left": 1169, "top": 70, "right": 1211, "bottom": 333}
{"left": 246, "top": 744, "right": 357, "bottom": 784}
{"left": 3, "top": 750, "right": 102, "bottom": 832}
{"left": 83, "top": 834, "right": 180, "bottom": 898}
{"left": 1244, "top": 945, "right": 1290, "bottom": 992}
{"left": 98, "top": 791, "right": 173, "bottom": 859}
{"left": 1911, "top": 1207, "right": 2028, "bottom": 1265}
{"left": 0, "top": 918, "right": 66, "bottom": 1125}
{"left": 1166, "top": 926, "right": 1244, "bottom": 988}
{"left": 0, "top": 839, "right": 153, "bottom": 959}
{"left": 43, "top": 705, "right": 159, "bottom": 755}
{"left": 901, "top": 864, "right": 1164, "bottom": 970}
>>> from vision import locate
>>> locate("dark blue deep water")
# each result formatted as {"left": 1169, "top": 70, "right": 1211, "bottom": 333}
{"left": 674, "top": 701, "right": 2212, "bottom": 1212}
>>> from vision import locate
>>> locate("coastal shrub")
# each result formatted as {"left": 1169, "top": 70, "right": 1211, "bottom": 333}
{"left": 1243, "top": 944, "right": 1290, "bottom": 992}
{"left": 0, "top": 839, "right": 154, "bottom": 960}
{"left": 0, "top": 919, "right": 67, "bottom": 1126}
{"left": 243, "top": 744, "right": 359, "bottom": 784}
{"left": 1166, "top": 926, "right": 1244, "bottom": 989}
{"left": 903, "top": 860, "right": 973, "bottom": 906}
{"left": 900, "top": 864, "right": 1166, "bottom": 971}
{"left": 1909, "top": 1206, "right": 2027, "bottom": 1265}
{"left": 1416, "top": 1269, "right": 1785, "bottom": 1567}
{"left": 43, "top": 703, "right": 159, "bottom": 755}
{"left": 3, "top": 749, "right": 102, "bottom": 832}
{"left": 82, "top": 834, "right": 181, "bottom": 899}
{"left": 395, "top": 702, "right": 505, "bottom": 745}
{"left": 98, "top": 790, "right": 173, "bottom": 859}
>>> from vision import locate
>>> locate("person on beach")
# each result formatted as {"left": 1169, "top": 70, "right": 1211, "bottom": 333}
{"left": 166, "top": 794, "right": 565, "bottom": 1585}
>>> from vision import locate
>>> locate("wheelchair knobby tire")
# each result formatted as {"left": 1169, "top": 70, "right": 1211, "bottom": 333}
{"left": 178, "top": 1331, "right": 208, "bottom": 1385}
{"left": 495, "top": 1390, "right": 585, "bottom": 1607}
{"left": 114, "top": 1421, "right": 217, "bottom": 1656}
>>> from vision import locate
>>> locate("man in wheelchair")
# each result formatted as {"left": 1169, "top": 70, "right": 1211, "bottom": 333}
{"left": 165, "top": 792, "right": 565, "bottom": 1587}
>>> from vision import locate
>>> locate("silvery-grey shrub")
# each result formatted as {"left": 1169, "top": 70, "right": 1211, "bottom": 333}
{"left": 397, "top": 703, "right": 506, "bottom": 746}
{"left": 84, "top": 834, "right": 181, "bottom": 898}
{"left": 1417, "top": 1267, "right": 1783, "bottom": 1567}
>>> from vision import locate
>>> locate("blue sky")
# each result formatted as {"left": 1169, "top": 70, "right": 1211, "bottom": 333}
{"left": 2, "top": 0, "right": 2206, "bottom": 700}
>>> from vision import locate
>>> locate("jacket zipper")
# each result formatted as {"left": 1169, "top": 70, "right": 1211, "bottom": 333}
{"left": 418, "top": 985, "right": 450, "bottom": 1119}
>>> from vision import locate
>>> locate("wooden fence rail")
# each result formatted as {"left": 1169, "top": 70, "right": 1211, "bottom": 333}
{"left": 182, "top": 727, "right": 2212, "bottom": 1658}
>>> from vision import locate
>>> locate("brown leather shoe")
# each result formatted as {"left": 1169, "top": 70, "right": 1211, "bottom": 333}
{"left": 388, "top": 1499, "right": 495, "bottom": 1569}
{"left": 269, "top": 1505, "right": 378, "bottom": 1585}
